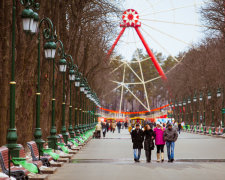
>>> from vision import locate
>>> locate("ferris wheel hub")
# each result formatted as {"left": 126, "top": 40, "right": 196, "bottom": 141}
{"left": 121, "top": 9, "right": 141, "bottom": 27}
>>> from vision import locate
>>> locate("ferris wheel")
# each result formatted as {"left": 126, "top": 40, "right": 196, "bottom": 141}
{"left": 104, "top": 0, "right": 210, "bottom": 114}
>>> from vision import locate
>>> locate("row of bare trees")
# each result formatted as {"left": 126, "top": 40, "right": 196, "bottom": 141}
{"left": 164, "top": 0, "right": 225, "bottom": 126}
{"left": 0, "top": 0, "right": 122, "bottom": 146}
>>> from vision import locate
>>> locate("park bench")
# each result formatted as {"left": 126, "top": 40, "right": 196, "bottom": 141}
{"left": 57, "top": 134, "right": 78, "bottom": 154}
{"left": 0, "top": 146, "right": 29, "bottom": 180}
{"left": 27, "top": 141, "right": 53, "bottom": 167}
{"left": 18, "top": 144, "right": 42, "bottom": 169}
{"left": 211, "top": 127, "right": 215, "bottom": 135}
{"left": 213, "top": 127, "right": 224, "bottom": 136}
{"left": 218, "top": 128, "right": 225, "bottom": 135}
{"left": 205, "top": 126, "right": 210, "bottom": 134}
{"left": 212, "top": 127, "right": 219, "bottom": 135}
{"left": 200, "top": 126, "right": 205, "bottom": 134}
{"left": 196, "top": 126, "right": 200, "bottom": 133}
{"left": 57, "top": 134, "right": 72, "bottom": 149}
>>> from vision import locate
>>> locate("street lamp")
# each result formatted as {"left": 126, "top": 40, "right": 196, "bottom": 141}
{"left": 6, "top": 0, "right": 40, "bottom": 164}
{"left": 208, "top": 91, "right": 212, "bottom": 100}
{"left": 80, "top": 81, "right": 85, "bottom": 92}
{"left": 64, "top": 54, "right": 77, "bottom": 139}
{"left": 217, "top": 88, "right": 221, "bottom": 97}
{"left": 193, "top": 94, "right": 197, "bottom": 102}
{"left": 21, "top": 8, "right": 34, "bottom": 32}
{"left": 74, "top": 72, "right": 81, "bottom": 134}
{"left": 59, "top": 58, "right": 67, "bottom": 72}
{"left": 75, "top": 74, "right": 81, "bottom": 87}
{"left": 44, "top": 41, "right": 57, "bottom": 59}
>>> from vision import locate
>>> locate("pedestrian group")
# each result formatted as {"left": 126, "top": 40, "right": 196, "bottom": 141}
{"left": 131, "top": 122, "right": 178, "bottom": 163}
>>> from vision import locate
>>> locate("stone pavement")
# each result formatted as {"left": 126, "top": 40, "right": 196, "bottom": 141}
{"left": 49, "top": 129, "right": 225, "bottom": 180}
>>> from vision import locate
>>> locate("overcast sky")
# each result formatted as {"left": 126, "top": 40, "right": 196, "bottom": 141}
{"left": 113, "top": 0, "right": 208, "bottom": 61}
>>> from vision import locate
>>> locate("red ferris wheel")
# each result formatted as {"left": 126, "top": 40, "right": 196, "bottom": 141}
{"left": 107, "top": 9, "right": 167, "bottom": 81}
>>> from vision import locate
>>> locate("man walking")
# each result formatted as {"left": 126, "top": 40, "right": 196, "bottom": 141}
{"left": 131, "top": 124, "right": 144, "bottom": 162}
{"left": 117, "top": 121, "right": 122, "bottom": 133}
{"left": 163, "top": 123, "right": 178, "bottom": 162}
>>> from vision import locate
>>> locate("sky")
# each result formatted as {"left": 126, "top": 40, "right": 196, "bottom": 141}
{"left": 113, "top": 0, "right": 209, "bottom": 61}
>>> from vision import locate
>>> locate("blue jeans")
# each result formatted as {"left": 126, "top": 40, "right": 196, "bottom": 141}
{"left": 118, "top": 128, "right": 121, "bottom": 133}
{"left": 133, "top": 149, "right": 141, "bottom": 160}
{"left": 166, "top": 141, "right": 175, "bottom": 160}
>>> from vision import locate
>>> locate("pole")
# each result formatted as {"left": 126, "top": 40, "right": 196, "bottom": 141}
{"left": 221, "top": 87, "right": 224, "bottom": 128}
{"left": 74, "top": 87, "right": 78, "bottom": 133}
{"left": 61, "top": 72, "right": 68, "bottom": 143}
{"left": 68, "top": 81, "right": 74, "bottom": 137}
{"left": 107, "top": 27, "right": 126, "bottom": 59}
{"left": 134, "top": 27, "right": 167, "bottom": 80}
{"left": 7, "top": 0, "right": 20, "bottom": 158}
{"left": 48, "top": 58, "right": 57, "bottom": 149}
{"left": 34, "top": 23, "right": 44, "bottom": 156}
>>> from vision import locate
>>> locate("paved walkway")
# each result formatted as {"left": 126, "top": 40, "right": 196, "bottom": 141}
{"left": 49, "top": 129, "right": 225, "bottom": 180}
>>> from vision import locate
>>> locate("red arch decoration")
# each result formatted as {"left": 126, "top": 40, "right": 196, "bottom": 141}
{"left": 98, "top": 104, "right": 170, "bottom": 115}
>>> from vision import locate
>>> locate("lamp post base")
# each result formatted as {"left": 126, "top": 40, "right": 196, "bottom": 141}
{"left": 6, "top": 128, "right": 21, "bottom": 157}
{"left": 68, "top": 125, "right": 75, "bottom": 138}
{"left": 61, "top": 126, "right": 68, "bottom": 144}
{"left": 48, "top": 126, "right": 57, "bottom": 150}
{"left": 34, "top": 128, "right": 45, "bottom": 155}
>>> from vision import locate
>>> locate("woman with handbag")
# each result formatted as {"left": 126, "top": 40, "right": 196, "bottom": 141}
{"left": 143, "top": 124, "right": 155, "bottom": 163}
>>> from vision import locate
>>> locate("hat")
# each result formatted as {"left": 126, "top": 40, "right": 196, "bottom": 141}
{"left": 156, "top": 122, "right": 161, "bottom": 126}
{"left": 136, "top": 124, "right": 140, "bottom": 127}
{"left": 167, "top": 123, "right": 172, "bottom": 127}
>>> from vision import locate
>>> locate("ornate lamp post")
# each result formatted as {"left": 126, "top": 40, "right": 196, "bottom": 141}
{"left": 46, "top": 39, "right": 65, "bottom": 150}
{"left": 207, "top": 90, "right": 214, "bottom": 127}
{"left": 7, "top": 0, "right": 39, "bottom": 158}
{"left": 67, "top": 58, "right": 77, "bottom": 138}
{"left": 74, "top": 72, "right": 81, "bottom": 134}
{"left": 178, "top": 101, "right": 182, "bottom": 122}
{"left": 182, "top": 98, "right": 186, "bottom": 123}
{"left": 187, "top": 97, "right": 191, "bottom": 125}
{"left": 34, "top": 17, "right": 57, "bottom": 154}
{"left": 58, "top": 57, "right": 68, "bottom": 143}
{"left": 193, "top": 93, "right": 198, "bottom": 126}
{"left": 199, "top": 92, "right": 203, "bottom": 126}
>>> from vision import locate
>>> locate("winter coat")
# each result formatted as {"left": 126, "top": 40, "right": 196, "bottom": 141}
{"left": 112, "top": 123, "right": 116, "bottom": 129}
{"left": 143, "top": 129, "right": 155, "bottom": 151}
{"left": 131, "top": 129, "right": 144, "bottom": 149}
{"left": 117, "top": 122, "right": 122, "bottom": 128}
{"left": 154, "top": 127, "right": 165, "bottom": 145}
{"left": 102, "top": 123, "right": 107, "bottom": 132}
{"left": 163, "top": 128, "right": 178, "bottom": 142}
{"left": 96, "top": 123, "right": 102, "bottom": 131}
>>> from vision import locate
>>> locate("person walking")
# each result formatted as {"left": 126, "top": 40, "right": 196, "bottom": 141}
{"left": 106, "top": 122, "right": 109, "bottom": 132}
{"left": 163, "top": 123, "right": 178, "bottom": 162}
{"left": 143, "top": 124, "right": 155, "bottom": 163}
{"left": 131, "top": 124, "right": 144, "bottom": 162}
{"left": 102, "top": 122, "right": 107, "bottom": 138}
{"left": 95, "top": 122, "right": 102, "bottom": 139}
{"left": 117, "top": 121, "right": 122, "bottom": 133}
{"left": 178, "top": 122, "right": 182, "bottom": 134}
{"left": 112, "top": 121, "right": 116, "bottom": 133}
{"left": 154, "top": 122, "right": 165, "bottom": 162}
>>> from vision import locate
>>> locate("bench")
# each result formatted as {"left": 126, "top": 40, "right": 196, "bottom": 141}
{"left": 0, "top": 146, "right": 29, "bottom": 179}
{"left": 27, "top": 141, "right": 53, "bottom": 167}
{"left": 18, "top": 144, "right": 42, "bottom": 169}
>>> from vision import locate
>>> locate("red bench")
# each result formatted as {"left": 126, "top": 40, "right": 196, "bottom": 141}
{"left": 0, "top": 146, "right": 29, "bottom": 179}
{"left": 27, "top": 141, "right": 53, "bottom": 167}
{"left": 57, "top": 134, "right": 73, "bottom": 149}
{"left": 18, "top": 144, "right": 42, "bottom": 169}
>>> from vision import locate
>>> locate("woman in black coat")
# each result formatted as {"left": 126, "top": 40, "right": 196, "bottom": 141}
{"left": 144, "top": 124, "right": 155, "bottom": 162}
